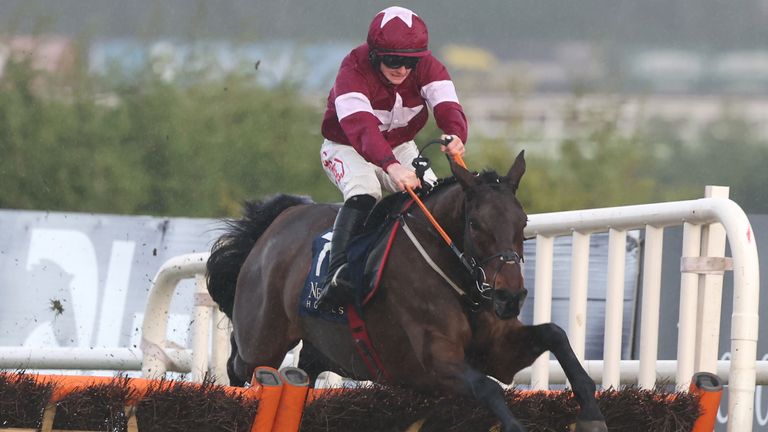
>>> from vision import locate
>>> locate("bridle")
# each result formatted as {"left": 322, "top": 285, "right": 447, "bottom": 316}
{"left": 402, "top": 139, "right": 526, "bottom": 311}
{"left": 459, "top": 197, "right": 525, "bottom": 307}
{"left": 400, "top": 180, "right": 525, "bottom": 311}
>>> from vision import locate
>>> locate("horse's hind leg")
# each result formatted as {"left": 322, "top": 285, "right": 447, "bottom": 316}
{"left": 230, "top": 309, "right": 297, "bottom": 386}
{"left": 226, "top": 333, "right": 246, "bottom": 387}
{"left": 228, "top": 336, "right": 293, "bottom": 386}
{"left": 296, "top": 341, "right": 331, "bottom": 384}
{"left": 525, "top": 323, "right": 607, "bottom": 432}
{"left": 227, "top": 330, "right": 291, "bottom": 386}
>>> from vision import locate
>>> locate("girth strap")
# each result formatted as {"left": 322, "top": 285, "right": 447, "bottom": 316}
{"left": 347, "top": 304, "right": 391, "bottom": 382}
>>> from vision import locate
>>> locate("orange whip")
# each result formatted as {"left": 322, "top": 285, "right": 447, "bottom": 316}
{"left": 405, "top": 153, "right": 466, "bottom": 247}
{"left": 403, "top": 148, "right": 483, "bottom": 302}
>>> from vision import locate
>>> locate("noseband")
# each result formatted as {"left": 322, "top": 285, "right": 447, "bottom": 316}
{"left": 399, "top": 194, "right": 525, "bottom": 313}
{"left": 472, "top": 250, "right": 524, "bottom": 301}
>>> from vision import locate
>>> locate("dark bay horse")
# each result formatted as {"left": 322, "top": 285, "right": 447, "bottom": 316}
{"left": 206, "top": 152, "right": 607, "bottom": 432}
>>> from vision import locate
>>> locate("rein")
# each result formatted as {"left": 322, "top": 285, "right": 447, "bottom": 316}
{"left": 400, "top": 194, "right": 484, "bottom": 308}
{"left": 404, "top": 149, "right": 519, "bottom": 310}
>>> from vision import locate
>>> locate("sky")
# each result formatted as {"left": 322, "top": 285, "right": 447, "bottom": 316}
{"left": 2, "top": 0, "right": 768, "bottom": 56}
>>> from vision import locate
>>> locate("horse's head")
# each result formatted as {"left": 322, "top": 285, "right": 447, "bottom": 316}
{"left": 451, "top": 151, "right": 528, "bottom": 320}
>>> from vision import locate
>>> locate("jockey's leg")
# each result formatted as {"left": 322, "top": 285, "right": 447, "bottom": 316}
{"left": 317, "top": 194, "right": 375, "bottom": 309}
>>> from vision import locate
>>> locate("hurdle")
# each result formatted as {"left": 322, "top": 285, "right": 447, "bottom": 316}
{"left": 135, "top": 186, "right": 761, "bottom": 431}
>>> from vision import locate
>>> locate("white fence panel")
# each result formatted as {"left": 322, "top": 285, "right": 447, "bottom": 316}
{"left": 520, "top": 193, "right": 760, "bottom": 432}
{"left": 0, "top": 189, "right": 760, "bottom": 431}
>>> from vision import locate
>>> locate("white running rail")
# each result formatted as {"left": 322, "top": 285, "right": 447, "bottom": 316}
{"left": 3, "top": 187, "right": 753, "bottom": 429}
{"left": 136, "top": 187, "right": 759, "bottom": 431}
{"left": 521, "top": 187, "right": 760, "bottom": 432}
{"left": 140, "top": 252, "right": 230, "bottom": 384}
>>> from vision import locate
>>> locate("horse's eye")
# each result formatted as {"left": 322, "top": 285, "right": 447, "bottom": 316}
{"left": 469, "top": 219, "right": 478, "bottom": 229}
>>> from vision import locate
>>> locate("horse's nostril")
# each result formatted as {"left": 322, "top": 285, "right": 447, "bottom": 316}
{"left": 492, "top": 289, "right": 524, "bottom": 320}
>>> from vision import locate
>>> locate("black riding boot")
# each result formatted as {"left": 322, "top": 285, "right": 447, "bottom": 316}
{"left": 317, "top": 194, "right": 376, "bottom": 309}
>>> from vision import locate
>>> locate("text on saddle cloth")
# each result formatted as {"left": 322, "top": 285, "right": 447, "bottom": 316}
{"left": 298, "top": 222, "right": 398, "bottom": 323}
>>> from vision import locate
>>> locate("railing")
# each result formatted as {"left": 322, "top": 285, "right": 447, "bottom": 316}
{"left": 139, "top": 252, "right": 230, "bottom": 383}
{"left": 138, "top": 252, "right": 305, "bottom": 385}
{"left": 520, "top": 186, "right": 761, "bottom": 432}
{"left": 136, "top": 187, "right": 759, "bottom": 430}
{"left": 1, "top": 187, "right": 757, "bottom": 430}
{"left": 0, "top": 252, "right": 229, "bottom": 383}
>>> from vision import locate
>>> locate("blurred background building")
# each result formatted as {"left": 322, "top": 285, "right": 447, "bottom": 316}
{"left": 2, "top": 0, "right": 767, "bottom": 156}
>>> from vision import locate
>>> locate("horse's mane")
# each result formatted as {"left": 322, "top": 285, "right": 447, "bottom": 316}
{"left": 364, "top": 170, "right": 506, "bottom": 228}
{"left": 425, "top": 169, "right": 504, "bottom": 197}
{"left": 207, "top": 194, "right": 313, "bottom": 318}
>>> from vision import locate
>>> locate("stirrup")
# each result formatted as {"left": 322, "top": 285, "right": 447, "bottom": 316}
{"left": 317, "top": 264, "right": 352, "bottom": 308}
{"left": 330, "top": 263, "right": 350, "bottom": 289}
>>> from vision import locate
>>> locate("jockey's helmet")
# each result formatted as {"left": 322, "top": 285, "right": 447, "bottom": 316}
{"left": 367, "top": 6, "right": 430, "bottom": 58}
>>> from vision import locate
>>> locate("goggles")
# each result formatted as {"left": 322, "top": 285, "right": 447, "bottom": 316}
{"left": 380, "top": 55, "right": 420, "bottom": 70}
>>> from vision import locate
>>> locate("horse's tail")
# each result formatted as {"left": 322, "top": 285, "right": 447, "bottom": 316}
{"left": 206, "top": 194, "right": 313, "bottom": 319}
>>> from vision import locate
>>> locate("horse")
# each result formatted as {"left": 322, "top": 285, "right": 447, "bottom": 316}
{"left": 206, "top": 151, "right": 608, "bottom": 432}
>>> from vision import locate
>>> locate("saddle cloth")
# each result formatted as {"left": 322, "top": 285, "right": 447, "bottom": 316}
{"left": 298, "top": 220, "right": 398, "bottom": 323}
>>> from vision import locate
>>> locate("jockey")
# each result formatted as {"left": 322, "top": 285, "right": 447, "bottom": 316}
{"left": 317, "top": 6, "right": 469, "bottom": 309}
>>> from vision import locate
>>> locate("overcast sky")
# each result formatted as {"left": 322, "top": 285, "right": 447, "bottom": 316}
{"left": 2, "top": 0, "right": 768, "bottom": 55}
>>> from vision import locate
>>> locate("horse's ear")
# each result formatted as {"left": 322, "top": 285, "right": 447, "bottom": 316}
{"left": 450, "top": 157, "right": 477, "bottom": 191}
{"left": 506, "top": 150, "right": 526, "bottom": 193}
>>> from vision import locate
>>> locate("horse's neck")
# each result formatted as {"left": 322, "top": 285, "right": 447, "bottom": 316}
{"left": 425, "top": 185, "right": 465, "bottom": 245}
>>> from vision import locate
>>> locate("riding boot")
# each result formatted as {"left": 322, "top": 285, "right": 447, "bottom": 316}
{"left": 317, "top": 194, "right": 376, "bottom": 309}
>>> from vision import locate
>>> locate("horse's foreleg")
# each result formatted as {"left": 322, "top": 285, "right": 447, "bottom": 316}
{"left": 429, "top": 337, "right": 524, "bottom": 432}
{"left": 460, "top": 367, "right": 525, "bottom": 432}
{"left": 526, "top": 323, "right": 607, "bottom": 432}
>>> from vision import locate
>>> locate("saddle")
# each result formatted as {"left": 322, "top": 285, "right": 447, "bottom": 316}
{"left": 298, "top": 193, "right": 412, "bottom": 323}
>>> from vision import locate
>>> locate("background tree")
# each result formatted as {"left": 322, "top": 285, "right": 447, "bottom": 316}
{"left": 1, "top": 49, "right": 765, "bottom": 217}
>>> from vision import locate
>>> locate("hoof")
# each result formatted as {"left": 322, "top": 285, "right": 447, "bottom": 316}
{"left": 569, "top": 420, "right": 608, "bottom": 432}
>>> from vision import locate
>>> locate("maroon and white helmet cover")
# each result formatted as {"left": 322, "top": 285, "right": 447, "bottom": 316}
{"left": 367, "top": 6, "right": 431, "bottom": 57}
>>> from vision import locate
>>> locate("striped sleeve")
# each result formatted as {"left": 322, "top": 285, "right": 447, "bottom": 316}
{"left": 420, "top": 80, "right": 460, "bottom": 110}
{"left": 335, "top": 92, "right": 374, "bottom": 120}
{"left": 417, "top": 56, "right": 468, "bottom": 143}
